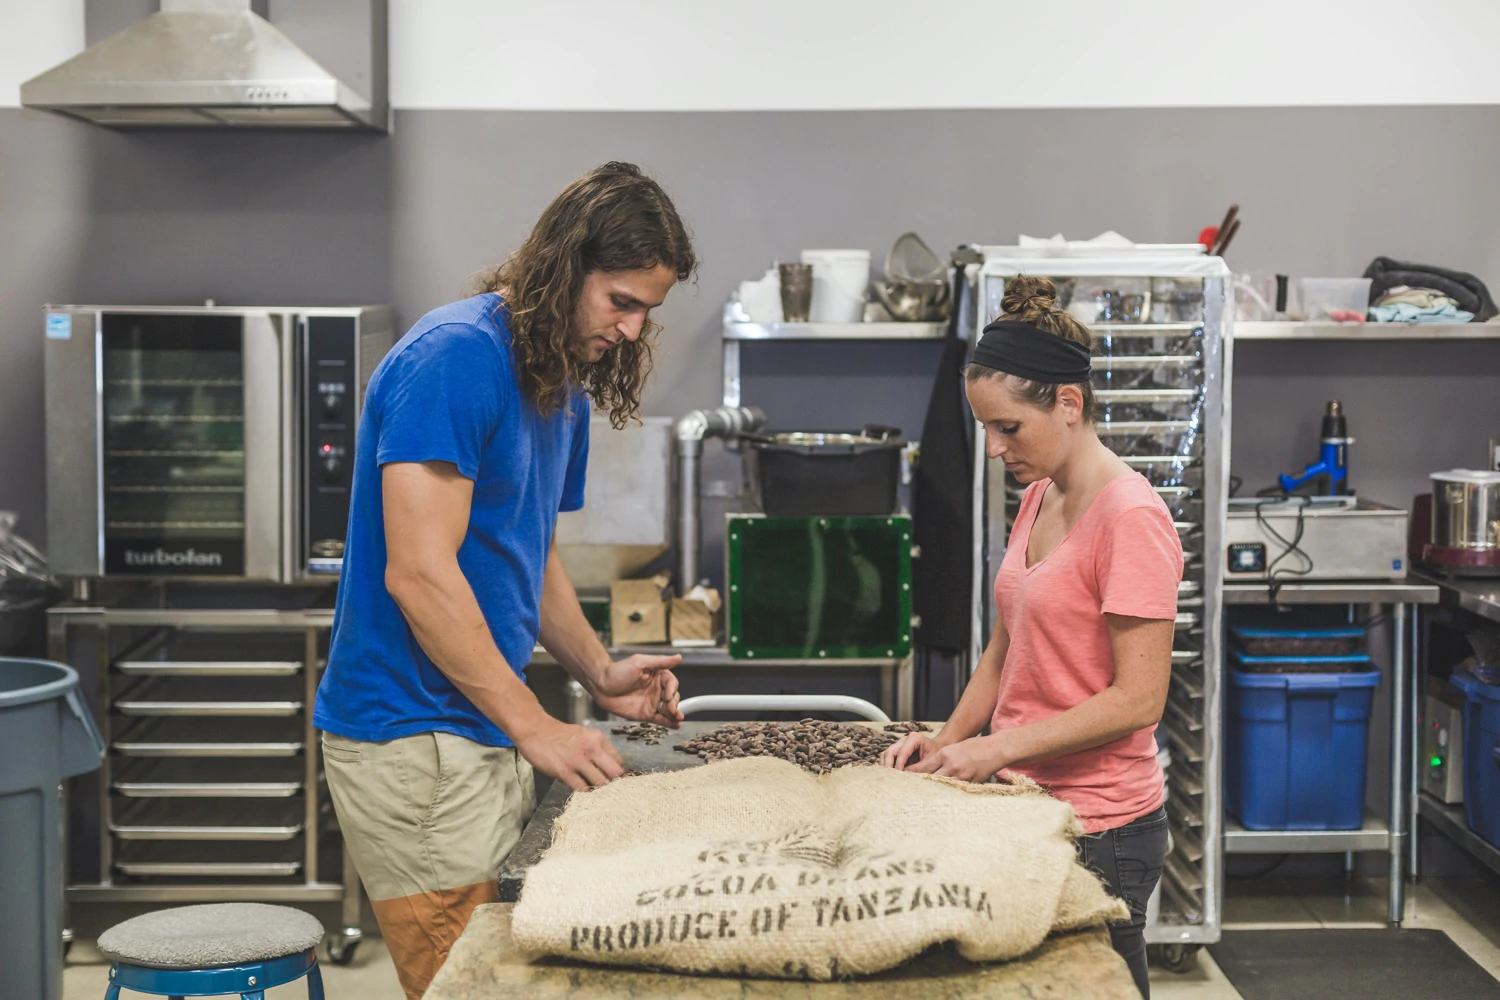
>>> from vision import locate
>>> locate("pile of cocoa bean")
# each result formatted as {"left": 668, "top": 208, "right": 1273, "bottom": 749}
{"left": 611, "top": 723, "right": 670, "bottom": 746}
{"left": 672, "top": 719, "right": 929, "bottom": 774}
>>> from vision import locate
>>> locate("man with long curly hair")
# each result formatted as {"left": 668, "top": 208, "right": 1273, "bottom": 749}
{"left": 314, "top": 162, "right": 695, "bottom": 998}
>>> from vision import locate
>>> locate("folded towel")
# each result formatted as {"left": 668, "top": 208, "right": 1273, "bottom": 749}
{"left": 1375, "top": 285, "right": 1458, "bottom": 310}
{"left": 1369, "top": 301, "right": 1474, "bottom": 323}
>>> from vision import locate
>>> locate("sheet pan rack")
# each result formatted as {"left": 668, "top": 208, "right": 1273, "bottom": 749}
{"left": 49, "top": 589, "right": 365, "bottom": 963}
{"left": 970, "top": 251, "right": 1229, "bottom": 958}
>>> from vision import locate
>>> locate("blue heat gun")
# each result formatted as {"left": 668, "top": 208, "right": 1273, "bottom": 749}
{"left": 1279, "top": 400, "right": 1352, "bottom": 496}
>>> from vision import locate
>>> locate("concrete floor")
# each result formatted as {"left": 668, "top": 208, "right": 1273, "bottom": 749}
{"left": 61, "top": 878, "right": 1500, "bottom": 1000}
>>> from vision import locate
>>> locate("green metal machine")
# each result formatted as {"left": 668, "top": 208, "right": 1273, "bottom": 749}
{"left": 725, "top": 514, "right": 914, "bottom": 660}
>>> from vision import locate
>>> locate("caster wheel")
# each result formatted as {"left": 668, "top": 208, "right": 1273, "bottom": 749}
{"left": 1153, "top": 942, "right": 1200, "bottom": 974}
{"left": 326, "top": 932, "right": 362, "bottom": 966}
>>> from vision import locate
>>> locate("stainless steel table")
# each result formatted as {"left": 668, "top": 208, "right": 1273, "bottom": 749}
{"left": 498, "top": 720, "right": 922, "bottom": 901}
{"left": 1221, "top": 579, "right": 1440, "bottom": 925}
{"left": 498, "top": 720, "right": 714, "bottom": 901}
{"left": 538, "top": 644, "right": 917, "bottom": 725}
{"left": 1408, "top": 571, "right": 1500, "bottom": 882}
{"left": 1412, "top": 572, "right": 1500, "bottom": 626}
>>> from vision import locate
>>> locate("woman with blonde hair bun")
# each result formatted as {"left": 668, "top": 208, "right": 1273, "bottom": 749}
{"left": 883, "top": 275, "right": 1181, "bottom": 998}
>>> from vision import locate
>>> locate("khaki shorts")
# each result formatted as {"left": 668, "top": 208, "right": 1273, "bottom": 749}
{"left": 323, "top": 730, "right": 536, "bottom": 999}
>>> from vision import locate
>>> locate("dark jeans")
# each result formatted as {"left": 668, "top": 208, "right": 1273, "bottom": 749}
{"left": 1076, "top": 806, "right": 1169, "bottom": 999}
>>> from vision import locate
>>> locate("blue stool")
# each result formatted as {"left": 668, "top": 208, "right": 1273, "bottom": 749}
{"left": 97, "top": 903, "right": 326, "bottom": 1000}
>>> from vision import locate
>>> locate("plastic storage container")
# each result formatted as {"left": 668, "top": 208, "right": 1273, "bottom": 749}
{"left": 1450, "top": 670, "right": 1500, "bottom": 849}
{"left": 0, "top": 658, "right": 106, "bottom": 998}
{"left": 1230, "top": 626, "right": 1366, "bottom": 658}
{"left": 800, "top": 249, "right": 870, "bottom": 323}
{"left": 1229, "top": 649, "right": 1373, "bottom": 675}
{"left": 1293, "top": 277, "right": 1372, "bottom": 323}
{"left": 1226, "top": 667, "right": 1381, "bottom": 830}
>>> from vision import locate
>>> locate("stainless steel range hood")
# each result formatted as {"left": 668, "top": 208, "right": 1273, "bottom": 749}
{"left": 21, "top": 0, "right": 387, "bottom": 131}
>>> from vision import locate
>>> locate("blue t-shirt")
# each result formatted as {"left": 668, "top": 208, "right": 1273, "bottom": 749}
{"left": 313, "top": 294, "right": 589, "bottom": 747}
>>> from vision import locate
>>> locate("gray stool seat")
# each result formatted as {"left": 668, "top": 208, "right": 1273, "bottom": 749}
{"left": 97, "top": 903, "right": 325, "bottom": 969}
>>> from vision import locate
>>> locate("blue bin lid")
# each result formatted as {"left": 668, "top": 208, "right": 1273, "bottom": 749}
{"left": 1229, "top": 650, "right": 1374, "bottom": 668}
{"left": 1229, "top": 667, "right": 1382, "bottom": 690}
{"left": 0, "top": 656, "right": 79, "bottom": 708}
{"left": 1230, "top": 626, "right": 1366, "bottom": 640}
{"left": 1450, "top": 669, "right": 1500, "bottom": 702}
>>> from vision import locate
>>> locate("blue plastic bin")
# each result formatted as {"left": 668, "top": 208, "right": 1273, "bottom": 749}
{"left": 1226, "top": 666, "right": 1382, "bottom": 830}
{"left": 1450, "top": 670, "right": 1500, "bottom": 849}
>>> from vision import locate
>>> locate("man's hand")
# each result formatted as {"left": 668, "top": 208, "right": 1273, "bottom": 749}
{"left": 593, "top": 653, "right": 683, "bottom": 727}
{"left": 904, "top": 734, "right": 1008, "bottom": 783}
{"left": 512, "top": 716, "right": 625, "bottom": 792}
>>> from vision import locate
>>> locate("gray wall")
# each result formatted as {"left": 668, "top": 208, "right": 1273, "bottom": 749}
{"left": 3, "top": 103, "right": 1500, "bottom": 554}
{"left": 0, "top": 110, "right": 391, "bottom": 545}
{"left": 6, "top": 101, "right": 1496, "bottom": 877}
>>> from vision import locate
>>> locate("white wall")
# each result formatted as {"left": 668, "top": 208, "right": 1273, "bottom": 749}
{"left": 5, "top": 1, "right": 1500, "bottom": 111}
{"left": 389, "top": 0, "right": 1500, "bottom": 110}
{"left": 0, "top": 0, "right": 83, "bottom": 107}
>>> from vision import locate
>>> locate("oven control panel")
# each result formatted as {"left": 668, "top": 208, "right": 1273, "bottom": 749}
{"left": 303, "top": 317, "right": 358, "bottom": 574}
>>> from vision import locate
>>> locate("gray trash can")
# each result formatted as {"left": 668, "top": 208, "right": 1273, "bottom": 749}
{"left": 0, "top": 658, "right": 105, "bottom": 1000}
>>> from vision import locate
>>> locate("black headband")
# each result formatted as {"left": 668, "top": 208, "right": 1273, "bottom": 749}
{"left": 972, "top": 320, "right": 1092, "bottom": 383}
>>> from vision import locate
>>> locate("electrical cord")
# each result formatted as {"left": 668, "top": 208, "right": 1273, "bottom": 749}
{"left": 1250, "top": 489, "right": 1316, "bottom": 608}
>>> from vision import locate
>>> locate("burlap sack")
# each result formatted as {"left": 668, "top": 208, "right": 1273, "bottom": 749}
{"left": 511, "top": 757, "right": 1127, "bottom": 980}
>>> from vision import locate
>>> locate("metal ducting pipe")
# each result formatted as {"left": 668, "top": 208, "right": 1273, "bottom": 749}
{"left": 673, "top": 405, "right": 766, "bottom": 592}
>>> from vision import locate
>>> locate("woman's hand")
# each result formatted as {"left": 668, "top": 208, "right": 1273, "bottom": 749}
{"left": 904, "top": 735, "right": 1009, "bottom": 783}
{"left": 880, "top": 732, "right": 941, "bottom": 769}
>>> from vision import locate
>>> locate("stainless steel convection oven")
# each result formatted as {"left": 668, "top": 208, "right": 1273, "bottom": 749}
{"left": 44, "top": 304, "right": 395, "bottom": 964}
{"left": 44, "top": 305, "right": 396, "bottom": 582}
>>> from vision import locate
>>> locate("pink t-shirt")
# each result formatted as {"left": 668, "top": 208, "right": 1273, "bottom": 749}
{"left": 992, "top": 472, "right": 1183, "bottom": 833}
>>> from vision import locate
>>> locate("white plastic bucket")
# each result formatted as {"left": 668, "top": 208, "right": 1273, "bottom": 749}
{"left": 800, "top": 249, "right": 870, "bottom": 323}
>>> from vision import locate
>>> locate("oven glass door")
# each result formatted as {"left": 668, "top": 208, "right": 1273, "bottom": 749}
{"left": 102, "top": 314, "right": 248, "bottom": 575}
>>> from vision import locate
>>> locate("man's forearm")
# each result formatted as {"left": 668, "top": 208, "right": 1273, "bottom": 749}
{"left": 536, "top": 543, "right": 612, "bottom": 693}
{"left": 387, "top": 556, "right": 549, "bottom": 740}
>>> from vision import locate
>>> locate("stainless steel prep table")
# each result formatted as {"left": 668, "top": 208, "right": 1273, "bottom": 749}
{"left": 1221, "top": 578, "right": 1440, "bottom": 926}
{"left": 498, "top": 720, "right": 722, "bottom": 901}
{"left": 1412, "top": 571, "right": 1500, "bottom": 627}
{"left": 1409, "top": 571, "right": 1500, "bottom": 882}
{"left": 538, "top": 645, "right": 917, "bottom": 725}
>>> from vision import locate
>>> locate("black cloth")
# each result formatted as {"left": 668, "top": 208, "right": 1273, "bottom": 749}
{"left": 1363, "top": 256, "right": 1497, "bottom": 322}
{"left": 972, "top": 320, "right": 1093, "bottom": 383}
{"left": 912, "top": 263, "right": 973, "bottom": 654}
{"left": 1076, "top": 806, "right": 1169, "bottom": 1000}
